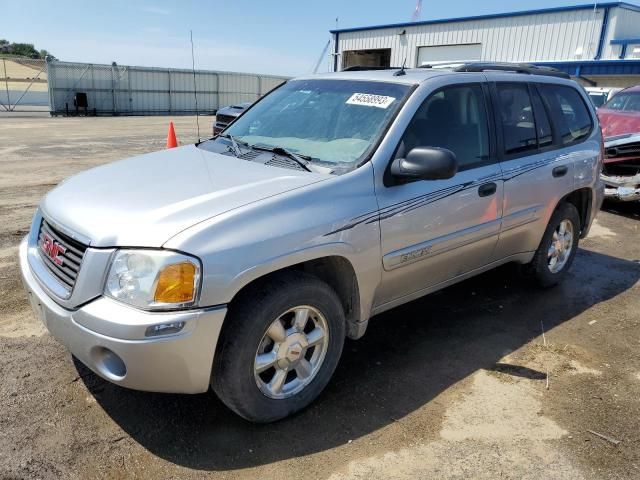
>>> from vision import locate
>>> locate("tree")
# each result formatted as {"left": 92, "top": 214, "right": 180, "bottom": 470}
{"left": 39, "top": 49, "right": 56, "bottom": 60}
{"left": 0, "top": 40, "right": 54, "bottom": 59}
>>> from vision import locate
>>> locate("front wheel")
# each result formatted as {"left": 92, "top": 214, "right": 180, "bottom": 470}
{"left": 212, "top": 271, "right": 345, "bottom": 423}
{"left": 525, "top": 202, "right": 581, "bottom": 287}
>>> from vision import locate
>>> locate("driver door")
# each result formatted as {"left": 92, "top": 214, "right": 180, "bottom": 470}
{"left": 374, "top": 82, "right": 504, "bottom": 307}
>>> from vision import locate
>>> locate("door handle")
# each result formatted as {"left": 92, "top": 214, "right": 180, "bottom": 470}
{"left": 552, "top": 165, "right": 568, "bottom": 178}
{"left": 478, "top": 182, "right": 497, "bottom": 197}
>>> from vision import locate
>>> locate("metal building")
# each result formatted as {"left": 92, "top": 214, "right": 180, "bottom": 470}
{"left": 331, "top": 2, "right": 640, "bottom": 87}
{"left": 46, "top": 60, "right": 288, "bottom": 116}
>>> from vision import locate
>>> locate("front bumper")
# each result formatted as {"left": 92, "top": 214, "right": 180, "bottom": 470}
{"left": 601, "top": 173, "right": 640, "bottom": 202}
{"left": 19, "top": 237, "right": 227, "bottom": 394}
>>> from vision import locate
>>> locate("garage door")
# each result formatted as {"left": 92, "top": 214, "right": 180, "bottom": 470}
{"left": 417, "top": 44, "right": 482, "bottom": 66}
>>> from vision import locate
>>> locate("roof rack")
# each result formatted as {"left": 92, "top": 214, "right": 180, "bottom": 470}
{"left": 452, "top": 62, "right": 571, "bottom": 79}
{"left": 342, "top": 66, "right": 403, "bottom": 71}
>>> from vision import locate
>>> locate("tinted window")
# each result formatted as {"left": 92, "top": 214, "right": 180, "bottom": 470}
{"left": 539, "top": 85, "right": 593, "bottom": 145}
{"left": 531, "top": 88, "right": 553, "bottom": 148}
{"left": 496, "top": 84, "right": 538, "bottom": 155}
{"left": 400, "top": 84, "right": 490, "bottom": 171}
{"left": 603, "top": 91, "right": 640, "bottom": 111}
{"left": 588, "top": 92, "right": 608, "bottom": 108}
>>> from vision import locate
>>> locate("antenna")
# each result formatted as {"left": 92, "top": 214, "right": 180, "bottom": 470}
{"left": 190, "top": 30, "right": 201, "bottom": 143}
{"left": 394, "top": 58, "right": 407, "bottom": 76}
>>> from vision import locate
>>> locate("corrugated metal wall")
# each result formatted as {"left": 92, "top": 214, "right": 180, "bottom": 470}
{"left": 605, "top": 7, "right": 640, "bottom": 59}
{"left": 335, "top": 6, "right": 617, "bottom": 69}
{"left": 47, "top": 61, "right": 288, "bottom": 115}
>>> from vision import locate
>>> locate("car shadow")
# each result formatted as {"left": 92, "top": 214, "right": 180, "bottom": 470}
{"left": 602, "top": 200, "right": 640, "bottom": 220}
{"left": 79, "top": 248, "right": 640, "bottom": 471}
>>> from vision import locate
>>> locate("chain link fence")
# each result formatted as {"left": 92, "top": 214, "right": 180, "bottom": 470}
{"left": 47, "top": 60, "right": 289, "bottom": 116}
{"left": 0, "top": 56, "right": 49, "bottom": 112}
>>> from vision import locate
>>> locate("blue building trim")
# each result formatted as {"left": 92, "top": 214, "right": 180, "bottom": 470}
{"left": 595, "top": 6, "right": 611, "bottom": 60}
{"left": 610, "top": 37, "right": 640, "bottom": 44}
{"left": 610, "top": 37, "right": 640, "bottom": 57}
{"left": 534, "top": 60, "right": 640, "bottom": 76}
{"left": 620, "top": 44, "right": 628, "bottom": 59}
{"left": 330, "top": 2, "right": 640, "bottom": 34}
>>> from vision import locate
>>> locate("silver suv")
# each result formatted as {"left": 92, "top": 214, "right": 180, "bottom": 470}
{"left": 20, "top": 63, "right": 604, "bottom": 422}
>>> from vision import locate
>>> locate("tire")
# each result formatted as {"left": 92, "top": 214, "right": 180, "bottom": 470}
{"left": 212, "top": 270, "right": 346, "bottom": 423}
{"left": 525, "top": 202, "right": 581, "bottom": 288}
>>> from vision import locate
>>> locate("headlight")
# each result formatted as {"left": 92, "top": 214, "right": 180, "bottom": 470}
{"left": 104, "top": 250, "right": 201, "bottom": 310}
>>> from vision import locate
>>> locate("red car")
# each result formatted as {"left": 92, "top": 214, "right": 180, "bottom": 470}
{"left": 597, "top": 86, "right": 640, "bottom": 202}
{"left": 598, "top": 86, "right": 640, "bottom": 138}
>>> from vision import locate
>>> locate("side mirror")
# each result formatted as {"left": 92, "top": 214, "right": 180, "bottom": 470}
{"left": 390, "top": 147, "right": 458, "bottom": 181}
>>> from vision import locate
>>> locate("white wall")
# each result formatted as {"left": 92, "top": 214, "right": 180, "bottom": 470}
{"left": 603, "top": 7, "right": 640, "bottom": 59}
{"left": 335, "top": 6, "right": 625, "bottom": 69}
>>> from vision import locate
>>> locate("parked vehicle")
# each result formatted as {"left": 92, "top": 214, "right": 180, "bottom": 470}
{"left": 213, "top": 102, "right": 251, "bottom": 136}
{"left": 20, "top": 63, "right": 604, "bottom": 423}
{"left": 602, "top": 133, "right": 640, "bottom": 201}
{"left": 597, "top": 86, "right": 640, "bottom": 137}
{"left": 585, "top": 86, "right": 620, "bottom": 108}
{"left": 595, "top": 86, "right": 640, "bottom": 201}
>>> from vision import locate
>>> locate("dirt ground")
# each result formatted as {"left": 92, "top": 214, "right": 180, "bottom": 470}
{"left": 1, "top": 116, "right": 639, "bottom": 480}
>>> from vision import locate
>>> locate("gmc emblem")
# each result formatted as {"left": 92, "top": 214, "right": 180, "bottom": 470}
{"left": 41, "top": 233, "right": 66, "bottom": 266}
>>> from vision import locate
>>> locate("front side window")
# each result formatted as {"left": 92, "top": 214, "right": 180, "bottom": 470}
{"left": 496, "top": 83, "right": 538, "bottom": 156}
{"left": 399, "top": 84, "right": 490, "bottom": 171}
{"left": 539, "top": 84, "right": 593, "bottom": 145}
{"left": 603, "top": 91, "right": 640, "bottom": 112}
{"left": 205, "top": 79, "right": 410, "bottom": 174}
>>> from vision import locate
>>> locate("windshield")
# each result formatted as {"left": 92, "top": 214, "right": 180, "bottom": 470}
{"left": 216, "top": 79, "right": 410, "bottom": 172}
{"left": 603, "top": 92, "right": 640, "bottom": 112}
{"left": 588, "top": 92, "right": 608, "bottom": 108}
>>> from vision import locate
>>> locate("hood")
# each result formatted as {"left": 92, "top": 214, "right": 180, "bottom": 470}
{"left": 598, "top": 108, "right": 640, "bottom": 138}
{"left": 41, "top": 145, "right": 328, "bottom": 247}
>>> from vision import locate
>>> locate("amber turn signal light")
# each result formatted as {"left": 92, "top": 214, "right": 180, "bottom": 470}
{"left": 154, "top": 262, "right": 196, "bottom": 304}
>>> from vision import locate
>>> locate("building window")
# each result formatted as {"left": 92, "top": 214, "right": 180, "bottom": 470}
{"left": 342, "top": 49, "right": 391, "bottom": 70}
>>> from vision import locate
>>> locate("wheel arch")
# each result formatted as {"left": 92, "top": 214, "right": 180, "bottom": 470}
{"left": 226, "top": 254, "right": 365, "bottom": 340}
{"left": 558, "top": 187, "right": 593, "bottom": 237}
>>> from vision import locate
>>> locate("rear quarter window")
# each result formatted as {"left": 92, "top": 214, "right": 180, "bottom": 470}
{"left": 539, "top": 85, "right": 593, "bottom": 145}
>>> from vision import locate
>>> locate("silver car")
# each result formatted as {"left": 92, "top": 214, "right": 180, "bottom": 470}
{"left": 20, "top": 64, "right": 604, "bottom": 422}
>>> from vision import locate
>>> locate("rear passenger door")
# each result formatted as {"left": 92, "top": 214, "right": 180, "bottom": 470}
{"left": 491, "top": 80, "right": 592, "bottom": 261}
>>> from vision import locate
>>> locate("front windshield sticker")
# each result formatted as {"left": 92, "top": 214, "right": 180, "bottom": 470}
{"left": 346, "top": 93, "right": 396, "bottom": 109}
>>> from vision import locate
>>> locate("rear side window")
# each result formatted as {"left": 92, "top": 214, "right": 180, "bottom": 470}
{"left": 539, "top": 85, "right": 593, "bottom": 145}
{"left": 531, "top": 88, "right": 553, "bottom": 148}
{"left": 496, "top": 83, "right": 538, "bottom": 155}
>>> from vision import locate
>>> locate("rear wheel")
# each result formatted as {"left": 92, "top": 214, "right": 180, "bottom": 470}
{"left": 525, "top": 202, "right": 580, "bottom": 287}
{"left": 212, "top": 271, "right": 345, "bottom": 423}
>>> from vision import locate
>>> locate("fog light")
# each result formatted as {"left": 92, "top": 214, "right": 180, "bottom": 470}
{"left": 93, "top": 347, "right": 127, "bottom": 379}
{"left": 145, "top": 321, "right": 186, "bottom": 337}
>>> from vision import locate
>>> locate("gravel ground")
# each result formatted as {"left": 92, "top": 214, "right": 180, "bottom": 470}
{"left": 1, "top": 116, "right": 639, "bottom": 480}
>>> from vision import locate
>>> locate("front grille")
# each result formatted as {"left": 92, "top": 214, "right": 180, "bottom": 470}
{"left": 37, "top": 219, "right": 88, "bottom": 291}
{"left": 606, "top": 143, "right": 640, "bottom": 159}
{"left": 215, "top": 114, "right": 235, "bottom": 126}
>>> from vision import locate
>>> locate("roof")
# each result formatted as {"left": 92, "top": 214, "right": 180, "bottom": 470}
{"left": 615, "top": 85, "right": 640, "bottom": 92}
{"left": 299, "top": 68, "right": 451, "bottom": 85}
{"left": 331, "top": 2, "right": 640, "bottom": 34}
{"left": 300, "top": 65, "right": 574, "bottom": 84}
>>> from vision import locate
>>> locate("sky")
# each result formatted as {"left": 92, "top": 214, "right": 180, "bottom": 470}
{"left": 1, "top": 0, "right": 621, "bottom": 76}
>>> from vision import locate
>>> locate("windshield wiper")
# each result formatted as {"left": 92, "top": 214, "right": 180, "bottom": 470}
{"left": 251, "top": 144, "right": 313, "bottom": 172}
{"left": 220, "top": 133, "right": 248, "bottom": 157}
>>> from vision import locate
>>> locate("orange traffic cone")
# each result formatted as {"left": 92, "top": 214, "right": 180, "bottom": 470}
{"left": 166, "top": 121, "right": 178, "bottom": 149}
